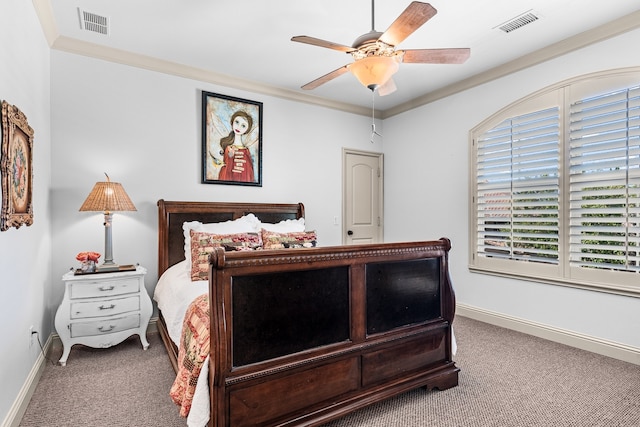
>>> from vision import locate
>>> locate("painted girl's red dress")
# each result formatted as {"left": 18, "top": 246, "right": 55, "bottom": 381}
{"left": 218, "top": 146, "right": 254, "bottom": 182}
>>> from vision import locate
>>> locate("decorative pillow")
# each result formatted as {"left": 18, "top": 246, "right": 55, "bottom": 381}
{"left": 183, "top": 214, "right": 260, "bottom": 272}
{"left": 261, "top": 229, "right": 317, "bottom": 250}
{"left": 259, "top": 217, "right": 305, "bottom": 233}
{"left": 189, "top": 230, "right": 262, "bottom": 281}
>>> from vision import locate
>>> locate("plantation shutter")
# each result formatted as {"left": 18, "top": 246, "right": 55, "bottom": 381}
{"left": 476, "top": 107, "right": 560, "bottom": 264}
{"left": 569, "top": 85, "right": 640, "bottom": 272}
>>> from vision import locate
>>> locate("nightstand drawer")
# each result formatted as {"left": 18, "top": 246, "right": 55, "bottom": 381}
{"left": 70, "top": 314, "right": 140, "bottom": 338}
{"left": 70, "top": 296, "right": 140, "bottom": 319}
{"left": 70, "top": 278, "right": 140, "bottom": 299}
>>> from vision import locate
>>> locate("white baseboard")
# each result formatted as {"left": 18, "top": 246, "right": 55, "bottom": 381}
{"left": 1, "top": 335, "right": 52, "bottom": 427}
{"left": 456, "top": 303, "right": 640, "bottom": 366}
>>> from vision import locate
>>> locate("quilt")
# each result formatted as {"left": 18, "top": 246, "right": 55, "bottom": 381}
{"left": 170, "top": 293, "right": 211, "bottom": 417}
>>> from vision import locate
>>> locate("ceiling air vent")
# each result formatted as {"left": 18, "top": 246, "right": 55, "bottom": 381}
{"left": 496, "top": 11, "right": 539, "bottom": 33}
{"left": 78, "top": 8, "right": 109, "bottom": 35}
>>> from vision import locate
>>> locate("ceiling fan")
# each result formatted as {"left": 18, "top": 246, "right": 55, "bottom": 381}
{"left": 291, "top": 1, "right": 470, "bottom": 96}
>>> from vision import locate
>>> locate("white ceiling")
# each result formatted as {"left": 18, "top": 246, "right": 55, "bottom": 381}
{"left": 37, "top": 0, "right": 640, "bottom": 115}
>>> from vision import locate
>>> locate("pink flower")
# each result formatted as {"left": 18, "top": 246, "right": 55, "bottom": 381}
{"left": 76, "top": 251, "right": 101, "bottom": 262}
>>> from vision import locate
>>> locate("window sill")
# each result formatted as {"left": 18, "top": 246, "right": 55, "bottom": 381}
{"left": 468, "top": 265, "right": 640, "bottom": 298}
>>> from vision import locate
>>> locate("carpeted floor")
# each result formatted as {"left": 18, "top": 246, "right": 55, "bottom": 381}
{"left": 19, "top": 332, "right": 185, "bottom": 427}
{"left": 325, "top": 317, "right": 640, "bottom": 427}
{"left": 19, "top": 316, "right": 640, "bottom": 427}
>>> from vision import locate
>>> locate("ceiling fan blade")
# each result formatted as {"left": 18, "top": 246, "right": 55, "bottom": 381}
{"left": 402, "top": 48, "right": 470, "bottom": 64}
{"left": 301, "top": 65, "right": 350, "bottom": 90}
{"left": 291, "top": 36, "right": 355, "bottom": 53}
{"left": 377, "top": 78, "right": 397, "bottom": 96}
{"left": 379, "top": 2, "right": 437, "bottom": 47}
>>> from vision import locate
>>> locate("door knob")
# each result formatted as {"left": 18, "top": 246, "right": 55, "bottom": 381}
{"left": 347, "top": 230, "right": 353, "bottom": 236}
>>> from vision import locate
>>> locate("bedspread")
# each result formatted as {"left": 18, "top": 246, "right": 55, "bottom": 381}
{"left": 170, "top": 293, "right": 211, "bottom": 417}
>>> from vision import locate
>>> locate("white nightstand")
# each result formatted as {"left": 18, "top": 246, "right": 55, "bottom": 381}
{"left": 55, "top": 266, "right": 152, "bottom": 366}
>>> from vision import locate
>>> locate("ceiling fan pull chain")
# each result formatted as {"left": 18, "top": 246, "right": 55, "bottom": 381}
{"left": 371, "top": 89, "right": 381, "bottom": 143}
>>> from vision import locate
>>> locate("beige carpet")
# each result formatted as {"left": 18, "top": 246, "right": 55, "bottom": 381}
{"left": 19, "top": 332, "right": 185, "bottom": 427}
{"left": 20, "top": 316, "right": 640, "bottom": 426}
{"left": 325, "top": 317, "right": 640, "bottom": 427}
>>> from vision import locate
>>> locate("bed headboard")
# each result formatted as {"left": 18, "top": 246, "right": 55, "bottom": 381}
{"left": 157, "top": 199, "right": 305, "bottom": 277}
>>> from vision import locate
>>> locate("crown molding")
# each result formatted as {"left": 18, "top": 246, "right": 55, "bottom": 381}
{"left": 383, "top": 9, "right": 640, "bottom": 118}
{"left": 32, "top": 0, "right": 58, "bottom": 44}
{"left": 32, "top": 0, "right": 640, "bottom": 119}
{"left": 53, "top": 36, "right": 373, "bottom": 117}
{"left": 31, "top": 0, "right": 371, "bottom": 117}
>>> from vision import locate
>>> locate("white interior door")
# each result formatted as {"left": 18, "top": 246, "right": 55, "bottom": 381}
{"left": 343, "top": 149, "right": 383, "bottom": 245}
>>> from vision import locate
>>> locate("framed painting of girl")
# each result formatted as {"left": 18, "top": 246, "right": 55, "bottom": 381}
{"left": 1, "top": 100, "right": 34, "bottom": 231}
{"left": 201, "top": 91, "right": 262, "bottom": 186}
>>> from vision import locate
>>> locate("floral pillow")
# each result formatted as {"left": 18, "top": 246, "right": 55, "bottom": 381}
{"left": 189, "top": 230, "right": 262, "bottom": 281}
{"left": 261, "top": 229, "right": 317, "bottom": 250}
{"left": 182, "top": 214, "right": 260, "bottom": 273}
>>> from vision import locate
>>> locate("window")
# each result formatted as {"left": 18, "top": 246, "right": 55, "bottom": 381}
{"left": 475, "top": 107, "right": 560, "bottom": 264}
{"left": 470, "top": 71, "right": 640, "bottom": 295}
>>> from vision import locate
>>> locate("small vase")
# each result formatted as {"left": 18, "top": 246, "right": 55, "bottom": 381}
{"left": 81, "top": 260, "right": 96, "bottom": 273}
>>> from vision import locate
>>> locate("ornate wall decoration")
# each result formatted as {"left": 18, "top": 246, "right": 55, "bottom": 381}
{"left": 1, "top": 100, "right": 34, "bottom": 231}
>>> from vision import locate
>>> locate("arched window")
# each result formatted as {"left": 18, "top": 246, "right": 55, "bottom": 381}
{"left": 470, "top": 69, "right": 640, "bottom": 295}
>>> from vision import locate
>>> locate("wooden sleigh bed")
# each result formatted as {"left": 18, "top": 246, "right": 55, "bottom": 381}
{"left": 156, "top": 200, "right": 459, "bottom": 427}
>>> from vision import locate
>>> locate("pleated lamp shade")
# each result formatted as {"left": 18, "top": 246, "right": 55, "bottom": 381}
{"left": 78, "top": 174, "right": 136, "bottom": 270}
{"left": 79, "top": 175, "right": 136, "bottom": 213}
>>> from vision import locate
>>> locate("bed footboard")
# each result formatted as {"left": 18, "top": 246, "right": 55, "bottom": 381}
{"left": 207, "top": 238, "right": 458, "bottom": 427}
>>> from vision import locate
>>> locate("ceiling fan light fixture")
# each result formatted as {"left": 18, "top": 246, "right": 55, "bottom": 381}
{"left": 348, "top": 55, "right": 400, "bottom": 91}
{"left": 292, "top": 2, "right": 469, "bottom": 93}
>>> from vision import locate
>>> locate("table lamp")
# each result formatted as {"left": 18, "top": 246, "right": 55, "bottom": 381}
{"left": 79, "top": 173, "right": 136, "bottom": 272}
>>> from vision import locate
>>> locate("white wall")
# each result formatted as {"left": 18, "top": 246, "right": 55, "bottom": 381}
{"left": 3, "top": 3, "right": 639, "bottom": 423}
{"left": 0, "top": 0, "right": 51, "bottom": 424}
{"left": 50, "top": 52, "right": 381, "bottom": 312}
{"left": 383, "top": 28, "right": 640, "bottom": 349}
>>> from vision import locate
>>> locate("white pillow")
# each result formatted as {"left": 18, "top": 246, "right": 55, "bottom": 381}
{"left": 259, "top": 217, "right": 306, "bottom": 233}
{"left": 183, "top": 214, "right": 260, "bottom": 271}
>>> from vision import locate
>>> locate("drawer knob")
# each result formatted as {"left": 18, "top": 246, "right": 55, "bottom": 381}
{"left": 99, "top": 304, "right": 116, "bottom": 310}
{"left": 99, "top": 285, "right": 115, "bottom": 291}
{"left": 98, "top": 325, "right": 115, "bottom": 332}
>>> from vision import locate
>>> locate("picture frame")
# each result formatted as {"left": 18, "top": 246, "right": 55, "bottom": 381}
{"left": 201, "top": 91, "right": 262, "bottom": 186}
{"left": 1, "top": 101, "right": 34, "bottom": 231}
